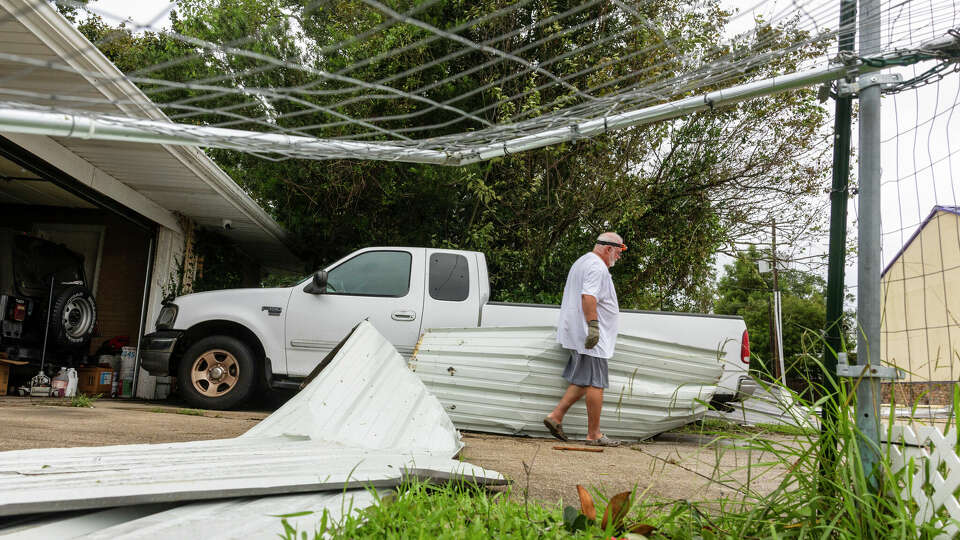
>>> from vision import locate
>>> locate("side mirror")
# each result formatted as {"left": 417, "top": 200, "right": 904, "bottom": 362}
{"left": 303, "top": 270, "right": 328, "bottom": 294}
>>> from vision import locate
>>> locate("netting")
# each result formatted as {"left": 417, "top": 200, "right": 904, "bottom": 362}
{"left": 879, "top": 54, "right": 960, "bottom": 405}
{"left": 0, "top": 0, "right": 956, "bottom": 164}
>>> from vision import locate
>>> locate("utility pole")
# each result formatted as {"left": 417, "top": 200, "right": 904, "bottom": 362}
{"left": 771, "top": 220, "right": 785, "bottom": 386}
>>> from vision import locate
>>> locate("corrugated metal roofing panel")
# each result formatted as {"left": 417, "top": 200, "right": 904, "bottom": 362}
{"left": 411, "top": 326, "right": 723, "bottom": 441}
{"left": 245, "top": 321, "right": 462, "bottom": 456}
{"left": 0, "top": 321, "right": 503, "bottom": 518}
{"left": 708, "top": 386, "right": 819, "bottom": 429}
{"left": 0, "top": 437, "right": 495, "bottom": 515}
{"left": 0, "top": 504, "right": 177, "bottom": 539}
{"left": 82, "top": 490, "right": 379, "bottom": 539}
{"left": 0, "top": 492, "right": 376, "bottom": 539}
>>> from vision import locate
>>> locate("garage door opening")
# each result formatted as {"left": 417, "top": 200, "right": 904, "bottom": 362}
{"left": 0, "top": 138, "right": 155, "bottom": 397}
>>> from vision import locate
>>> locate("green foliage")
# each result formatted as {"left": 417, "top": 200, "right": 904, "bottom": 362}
{"left": 714, "top": 246, "right": 853, "bottom": 380}
{"left": 191, "top": 228, "right": 247, "bottom": 292}
{"left": 260, "top": 271, "right": 306, "bottom": 288}
{"left": 280, "top": 480, "right": 609, "bottom": 539}
{"left": 52, "top": 0, "right": 90, "bottom": 23}
{"left": 70, "top": 393, "right": 100, "bottom": 408}
{"left": 75, "top": 1, "right": 833, "bottom": 307}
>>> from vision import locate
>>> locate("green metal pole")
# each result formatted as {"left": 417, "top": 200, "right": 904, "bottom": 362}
{"left": 820, "top": 0, "right": 856, "bottom": 475}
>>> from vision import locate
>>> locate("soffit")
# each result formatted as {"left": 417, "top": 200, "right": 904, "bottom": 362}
{"left": 0, "top": 0, "right": 301, "bottom": 271}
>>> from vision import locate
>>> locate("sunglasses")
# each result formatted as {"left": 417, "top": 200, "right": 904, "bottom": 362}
{"left": 597, "top": 240, "right": 627, "bottom": 253}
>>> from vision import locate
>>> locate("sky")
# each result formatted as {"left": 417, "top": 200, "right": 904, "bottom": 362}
{"left": 86, "top": 0, "right": 173, "bottom": 28}
{"left": 84, "top": 0, "right": 960, "bottom": 290}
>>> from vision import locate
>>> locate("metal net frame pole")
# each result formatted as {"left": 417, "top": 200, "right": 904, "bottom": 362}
{"left": 856, "top": 0, "right": 883, "bottom": 484}
{"left": 0, "top": 60, "right": 896, "bottom": 165}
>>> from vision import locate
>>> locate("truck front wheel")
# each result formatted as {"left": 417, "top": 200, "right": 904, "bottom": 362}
{"left": 178, "top": 335, "right": 256, "bottom": 410}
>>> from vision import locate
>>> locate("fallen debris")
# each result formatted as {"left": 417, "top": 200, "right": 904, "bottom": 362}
{"left": 412, "top": 326, "right": 724, "bottom": 441}
{"left": 0, "top": 321, "right": 503, "bottom": 536}
{"left": 707, "top": 384, "right": 819, "bottom": 428}
{"left": 552, "top": 446, "right": 604, "bottom": 453}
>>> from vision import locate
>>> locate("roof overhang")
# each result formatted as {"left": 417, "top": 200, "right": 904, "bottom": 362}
{"left": 881, "top": 205, "right": 960, "bottom": 277}
{"left": 0, "top": 0, "right": 301, "bottom": 272}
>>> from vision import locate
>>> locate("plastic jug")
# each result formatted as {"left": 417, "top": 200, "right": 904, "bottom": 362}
{"left": 51, "top": 368, "right": 69, "bottom": 398}
{"left": 65, "top": 368, "right": 78, "bottom": 397}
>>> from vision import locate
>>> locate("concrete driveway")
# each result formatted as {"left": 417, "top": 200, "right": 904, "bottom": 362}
{"left": 0, "top": 396, "right": 792, "bottom": 507}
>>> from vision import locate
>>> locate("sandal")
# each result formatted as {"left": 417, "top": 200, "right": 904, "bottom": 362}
{"left": 543, "top": 417, "right": 568, "bottom": 442}
{"left": 585, "top": 435, "right": 621, "bottom": 447}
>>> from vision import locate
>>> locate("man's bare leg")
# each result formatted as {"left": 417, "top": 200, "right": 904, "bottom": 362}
{"left": 546, "top": 384, "right": 587, "bottom": 424}
{"left": 585, "top": 386, "right": 604, "bottom": 440}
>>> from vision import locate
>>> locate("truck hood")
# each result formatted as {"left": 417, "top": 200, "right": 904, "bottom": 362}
{"left": 171, "top": 287, "right": 293, "bottom": 328}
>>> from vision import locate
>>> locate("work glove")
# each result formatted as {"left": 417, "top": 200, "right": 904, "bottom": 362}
{"left": 585, "top": 320, "right": 600, "bottom": 349}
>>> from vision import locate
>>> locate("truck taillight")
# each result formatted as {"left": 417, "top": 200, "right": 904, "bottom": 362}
{"left": 741, "top": 329, "right": 750, "bottom": 364}
{"left": 13, "top": 300, "right": 26, "bottom": 322}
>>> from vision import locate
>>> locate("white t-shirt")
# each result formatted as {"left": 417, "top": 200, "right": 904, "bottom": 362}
{"left": 556, "top": 252, "right": 619, "bottom": 358}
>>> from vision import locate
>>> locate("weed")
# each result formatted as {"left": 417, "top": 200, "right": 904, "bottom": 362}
{"left": 176, "top": 408, "right": 204, "bottom": 416}
{"left": 279, "top": 479, "right": 609, "bottom": 539}
{"left": 70, "top": 393, "right": 100, "bottom": 408}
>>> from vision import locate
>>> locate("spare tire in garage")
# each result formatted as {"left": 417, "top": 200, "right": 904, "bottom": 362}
{"left": 49, "top": 285, "right": 97, "bottom": 347}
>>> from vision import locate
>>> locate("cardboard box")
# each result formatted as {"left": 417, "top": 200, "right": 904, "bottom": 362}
{"left": 0, "top": 363, "right": 8, "bottom": 396}
{"left": 77, "top": 366, "right": 113, "bottom": 396}
{"left": 0, "top": 357, "right": 27, "bottom": 396}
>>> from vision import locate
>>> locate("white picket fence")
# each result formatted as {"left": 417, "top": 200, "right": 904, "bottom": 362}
{"left": 708, "top": 384, "right": 959, "bottom": 535}
{"left": 884, "top": 425, "right": 960, "bottom": 538}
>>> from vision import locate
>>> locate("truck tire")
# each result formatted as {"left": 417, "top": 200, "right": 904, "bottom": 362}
{"left": 178, "top": 335, "right": 256, "bottom": 410}
{"left": 50, "top": 285, "right": 97, "bottom": 347}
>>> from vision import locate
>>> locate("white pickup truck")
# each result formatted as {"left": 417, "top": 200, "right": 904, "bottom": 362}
{"left": 141, "top": 247, "right": 753, "bottom": 410}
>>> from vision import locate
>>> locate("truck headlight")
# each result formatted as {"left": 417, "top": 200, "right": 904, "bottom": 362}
{"left": 156, "top": 304, "right": 178, "bottom": 329}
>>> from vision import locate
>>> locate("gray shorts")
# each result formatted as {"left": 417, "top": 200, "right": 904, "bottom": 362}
{"left": 562, "top": 350, "right": 609, "bottom": 389}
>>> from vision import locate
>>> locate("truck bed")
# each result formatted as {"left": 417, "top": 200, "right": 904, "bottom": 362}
{"left": 480, "top": 301, "right": 749, "bottom": 398}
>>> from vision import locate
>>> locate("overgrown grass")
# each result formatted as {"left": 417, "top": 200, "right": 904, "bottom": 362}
{"left": 280, "top": 355, "right": 960, "bottom": 538}
{"left": 279, "top": 480, "right": 615, "bottom": 539}
{"left": 635, "top": 369, "right": 960, "bottom": 538}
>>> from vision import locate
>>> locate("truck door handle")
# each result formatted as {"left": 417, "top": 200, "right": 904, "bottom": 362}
{"left": 391, "top": 310, "right": 417, "bottom": 321}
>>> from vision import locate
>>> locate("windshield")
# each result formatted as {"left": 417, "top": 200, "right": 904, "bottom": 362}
{"left": 13, "top": 235, "right": 85, "bottom": 297}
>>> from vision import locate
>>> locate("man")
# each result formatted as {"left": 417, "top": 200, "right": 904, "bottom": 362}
{"left": 543, "top": 232, "right": 625, "bottom": 447}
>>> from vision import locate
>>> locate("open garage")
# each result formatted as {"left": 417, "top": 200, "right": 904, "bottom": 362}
{"left": 0, "top": 1, "right": 300, "bottom": 397}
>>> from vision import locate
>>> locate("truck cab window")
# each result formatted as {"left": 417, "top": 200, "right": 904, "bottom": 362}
{"left": 429, "top": 253, "right": 469, "bottom": 301}
{"left": 326, "top": 251, "right": 411, "bottom": 297}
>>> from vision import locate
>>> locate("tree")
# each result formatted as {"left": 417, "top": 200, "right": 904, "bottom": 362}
{"left": 715, "top": 246, "right": 853, "bottom": 381}
{"left": 72, "top": 1, "right": 833, "bottom": 307}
